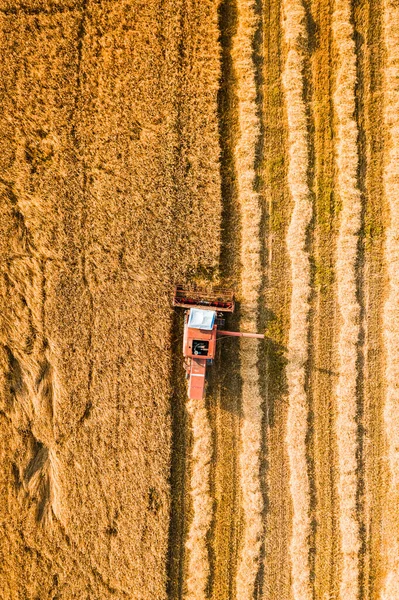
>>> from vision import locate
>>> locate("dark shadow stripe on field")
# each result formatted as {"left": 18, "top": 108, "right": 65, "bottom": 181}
{"left": 166, "top": 310, "right": 191, "bottom": 600}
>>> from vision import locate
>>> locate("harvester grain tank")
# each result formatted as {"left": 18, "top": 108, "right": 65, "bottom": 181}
{"left": 173, "top": 285, "right": 264, "bottom": 400}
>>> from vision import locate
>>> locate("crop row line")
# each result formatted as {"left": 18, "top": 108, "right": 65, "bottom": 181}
{"left": 232, "top": 1, "right": 264, "bottom": 599}
{"left": 332, "top": 1, "right": 362, "bottom": 598}
{"left": 382, "top": 0, "right": 399, "bottom": 596}
{"left": 282, "top": 1, "right": 313, "bottom": 598}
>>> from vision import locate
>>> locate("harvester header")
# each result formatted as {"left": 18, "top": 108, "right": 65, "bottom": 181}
{"left": 173, "top": 285, "right": 235, "bottom": 312}
{"left": 173, "top": 285, "right": 263, "bottom": 400}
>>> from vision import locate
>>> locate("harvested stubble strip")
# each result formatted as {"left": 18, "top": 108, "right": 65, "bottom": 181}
{"left": 185, "top": 396, "right": 213, "bottom": 600}
{"left": 281, "top": 1, "right": 312, "bottom": 599}
{"left": 382, "top": 1, "right": 399, "bottom": 597}
{"left": 231, "top": 1, "right": 263, "bottom": 599}
{"left": 332, "top": 2, "right": 362, "bottom": 599}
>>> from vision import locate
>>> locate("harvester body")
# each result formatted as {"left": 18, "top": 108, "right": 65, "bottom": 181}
{"left": 173, "top": 286, "right": 264, "bottom": 400}
{"left": 182, "top": 308, "right": 218, "bottom": 400}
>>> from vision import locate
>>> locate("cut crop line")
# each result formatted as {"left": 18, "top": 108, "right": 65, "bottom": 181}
{"left": 185, "top": 396, "right": 213, "bottom": 600}
{"left": 382, "top": 1, "right": 399, "bottom": 597}
{"left": 281, "top": 1, "right": 313, "bottom": 599}
{"left": 232, "top": 1, "right": 263, "bottom": 599}
{"left": 332, "top": 1, "right": 362, "bottom": 599}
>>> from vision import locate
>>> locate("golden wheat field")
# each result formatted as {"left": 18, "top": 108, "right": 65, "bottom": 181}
{"left": 0, "top": 0, "right": 398, "bottom": 598}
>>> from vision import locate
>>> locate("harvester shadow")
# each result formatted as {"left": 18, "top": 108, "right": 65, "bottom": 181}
{"left": 212, "top": 306, "right": 243, "bottom": 417}
{"left": 206, "top": 304, "right": 242, "bottom": 600}
{"left": 166, "top": 310, "right": 191, "bottom": 600}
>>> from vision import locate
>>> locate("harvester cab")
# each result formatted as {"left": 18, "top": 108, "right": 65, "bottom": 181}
{"left": 173, "top": 285, "right": 264, "bottom": 401}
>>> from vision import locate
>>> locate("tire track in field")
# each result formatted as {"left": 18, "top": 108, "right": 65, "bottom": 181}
{"left": 281, "top": 1, "right": 313, "bottom": 598}
{"left": 332, "top": 1, "right": 362, "bottom": 597}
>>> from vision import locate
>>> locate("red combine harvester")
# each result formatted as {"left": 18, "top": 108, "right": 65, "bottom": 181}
{"left": 173, "top": 285, "right": 264, "bottom": 400}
